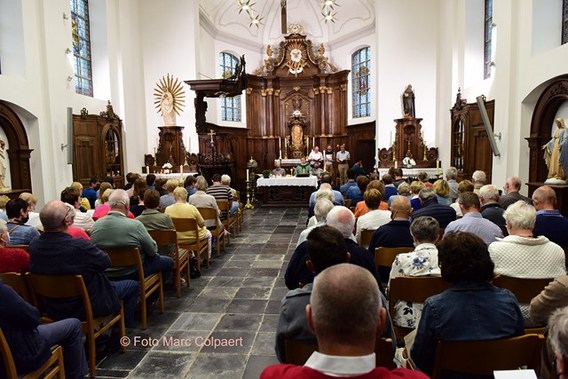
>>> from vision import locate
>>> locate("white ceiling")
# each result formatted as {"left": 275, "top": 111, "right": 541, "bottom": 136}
{"left": 199, "top": 0, "right": 375, "bottom": 48}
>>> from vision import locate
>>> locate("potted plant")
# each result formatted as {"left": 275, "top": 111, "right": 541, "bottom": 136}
{"left": 262, "top": 170, "right": 271, "bottom": 178}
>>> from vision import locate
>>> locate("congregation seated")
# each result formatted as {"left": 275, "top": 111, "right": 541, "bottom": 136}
{"left": 188, "top": 176, "right": 221, "bottom": 229}
{"left": 92, "top": 188, "right": 135, "bottom": 220}
{"left": 449, "top": 179, "right": 473, "bottom": 217}
{"left": 308, "top": 174, "right": 343, "bottom": 218}
{"left": 479, "top": 184, "right": 506, "bottom": 229}
{"left": 381, "top": 174, "right": 398, "bottom": 201}
{"left": 63, "top": 204, "right": 90, "bottom": 240}
{"left": 155, "top": 178, "right": 168, "bottom": 196}
{"left": 388, "top": 181, "right": 411, "bottom": 208}
{"left": 6, "top": 198, "right": 40, "bottom": 245}
{"left": 137, "top": 189, "right": 175, "bottom": 256}
{"left": 392, "top": 167, "right": 406, "bottom": 188}
{"left": 488, "top": 200, "right": 566, "bottom": 322}
{"left": 30, "top": 200, "right": 140, "bottom": 327}
{"left": 0, "top": 194, "right": 9, "bottom": 222}
{"left": 0, "top": 279, "right": 88, "bottom": 378}
{"left": 355, "top": 188, "right": 391, "bottom": 244}
{"left": 530, "top": 275, "right": 568, "bottom": 326}
{"left": 471, "top": 170, "right": 487, "bottom": 194}
{"left": 0, "top": 219, "right": 29, "bottom": 273}
{"left": 444, "top": 192, "right": 503, "bottom": 245}
{"left": 409, "top": 180, "right": 424, "bottom": 212}
{"left": 433, "top": 179, "right": 451, "bottom": 206}
{"left": 61, "top": 186, "right": 94, "bottom": 232}
{"left": 388, "top": 216, "right": 440, "bottom": 330}
{"left": 272, "top": 161, "right": 286, "bottom": 177}
{"left": 264, "top": 264, "right": 427, "bottom": 379}
{"left": 129, "top": 177, "right": 148, "bottom": 217}
{"left": 499, "top": 176, "right": 532, "bottom": 209}
{"left": 124, "top": 172, "right": 140, "bottom": 197}
{"left": 70, "top": 181, "right": 91, "bottom": 211}
{"left": 285, "top": 206, "right": 377, "bottom": 290}
{"left": 19, "top": 192, "right": 42, "bottom": 231}
{"left": 165, "top": 186, "right": 212, "bottom": 259}
{"left": 299, "top": 198, "right": 334, "bottom": 245}
{"left": 82, "top": 177, "right": 99, "bottom": 209}
{"left": 184, "top": 175, "right": 197, "bottom": 197}
{"left": 339, "top": 168, "right": 357, "bottom": 196}
{"left": 351, "top": 159, "right": 366, "bottom": 178}
{"left": 345, "top": 175, "right": 369, "bottom": 207}
{"left": 221, "top": 174, "right": 240, "bottom": 215}
{"left": 532, "top": 185, "right": 568, "bottom": 246}
{"left": 410, "top": 188, "right": 456, "bottom": 229}
{"left": 146, "top": 173, "right": 157, "bottom": 190}
{"left": 417, "top": 171, "right": 432, "bottom": 189}
{"left": 159, "top": 179, "right": 178, "bottom": 210}
{"left": 206, "top": 174, "right": 233, "bottom": 221}
{"left": 95, "top": 181, "right": 113, "bottom": 208}
{"left": 90, "top": 189, "right": 173, "bottom": 284}
{"left": 445, "top": 166, "right": 459, "bottom": 201}
{"left": 548, "top": 306, "right": 568, "bottom": 379}
{"left": 354, "top": 180, "right": 389, "bottom": 218}
{"left": 411, "top": 232, "right": 524, "bottom": 378}
{"left": 368, "top": 196, "right": 414, "bottom": 258}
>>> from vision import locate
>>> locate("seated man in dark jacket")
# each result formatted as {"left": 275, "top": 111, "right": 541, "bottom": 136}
{"left": 0, "top": 280, "right": 88, "bottom": 378}
{"left": 29, "top": 200, "right": 139, "bottom": 327}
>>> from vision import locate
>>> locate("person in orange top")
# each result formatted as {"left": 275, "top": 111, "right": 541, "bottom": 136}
{"left": 354, "top": 180, "right": 389, "bottom": 218}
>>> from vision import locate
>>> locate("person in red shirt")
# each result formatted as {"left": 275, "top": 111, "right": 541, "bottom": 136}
{"left": 261, "top": 263, "right": 427, "bottom": 379}
{"left": 0, "top": 219, "right": 29, "bottom": 273}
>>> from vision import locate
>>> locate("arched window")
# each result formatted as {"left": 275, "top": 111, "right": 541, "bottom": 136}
{"left": 484, "top": 0, "right": 493, "bottom": 79}
{"left": 219, "top": 52, "right": 241, "bottom": 122}
{"left": 70, "top": 0, "right": 93, "bottom": 96}
{"left": 352, "top": 47, "right": 371, "bottom": 118}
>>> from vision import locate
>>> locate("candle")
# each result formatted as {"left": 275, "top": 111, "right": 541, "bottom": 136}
{"left": 179, "top": 165, "right": 183, "bottom": 174}
{"left": 246, "top": 169, "right": 249, "bottom": 182}
{"left": 146, "top": 166, "right": 149, "bottom": 174}
{"left": 279, "top": 137, "right": 282, "bottom": 151}
{"left": 390, "top": 132, "right": 393, "bottom": 146}
{"left": 394, "top": 160, "right": 398, "bottom": 169}
{"left": 313, "top": 136, "right": 315, "bottom": 149}
{"left": 436, "top": 160, "right": 440, "bottom": 169}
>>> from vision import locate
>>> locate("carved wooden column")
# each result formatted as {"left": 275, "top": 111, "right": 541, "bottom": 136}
{"left": 157, "top": 126, "right": 187, "bottom": 167}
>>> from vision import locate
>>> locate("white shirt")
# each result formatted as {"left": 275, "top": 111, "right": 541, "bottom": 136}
{"left": 305, "top": 351, "right": 375, "bottom": 377}
{"left": 308, "top": 150, "right": 323, "bottom": 162}
{"left": 355, "top": 209, "right": 392, "bottom": 244}
{"left": 336, "top": 150, "right": 350, "bottom": 163}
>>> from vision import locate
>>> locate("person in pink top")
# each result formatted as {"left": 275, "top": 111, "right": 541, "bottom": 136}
{"left": 92, "top": 189, "right": 135, "bottom": 220}
{"left": 261, "top": 264, "right": 428, "bottom": 379}
{"left": 63, "top": 205, "right": 90, "bottom": 240}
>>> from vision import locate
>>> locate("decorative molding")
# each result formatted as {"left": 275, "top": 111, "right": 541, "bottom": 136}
{"left": 266, "top": 88, "right": 274, "bottom": 96}
{"left": 246, "top": 88, "right": 253, "bottom": 95}
{"left": 340, "top": 84, "right": 347, "bottom": 92}
{"left": 293, "top": 86, "right": 301, "bottom": 92}
{"left": 274, "top": 89, "right": 281, "bottom": 97}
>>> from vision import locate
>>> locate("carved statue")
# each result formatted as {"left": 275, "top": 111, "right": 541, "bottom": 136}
{"left": 291, "top": 124, "right": 303, "bottom": 150}
{"left": 543, "top": 117, "right": 568, "bottom": 184}
{"left": 154, "top": 74, "right": 185, "bottom": 126}
{"left": 0, "top": 139, "right": 8, "bottom": 190}
{"left": 160, "top": 91, "right": 176, "bottom": 126}
{"left": 402, "top": 84, "right": 416, "bottom": 118}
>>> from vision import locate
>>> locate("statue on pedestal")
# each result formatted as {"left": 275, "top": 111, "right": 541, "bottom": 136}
{"left": 0, "top": 139, "right": 10, "bottom": 192}
{"left": 402, "top": 84, "right": 415, "bottom": 118}
{"left": 154, "top": 73, "right": 185, "bottom": 126}
{"left": 543, "top": 117, "right": 568, "bottom": 184}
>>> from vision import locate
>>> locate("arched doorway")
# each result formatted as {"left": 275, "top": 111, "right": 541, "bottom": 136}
{"left": 0, "top": 101, "right": 33, "bottom": 192}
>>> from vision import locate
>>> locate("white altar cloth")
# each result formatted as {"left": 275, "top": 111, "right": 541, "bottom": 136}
{"left": 256, "top": 176, "right": 318, "bottom": 187}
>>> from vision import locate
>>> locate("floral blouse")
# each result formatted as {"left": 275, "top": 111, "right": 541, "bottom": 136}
{"left": 387, "top": 243, "right": 441, "bottom": 329}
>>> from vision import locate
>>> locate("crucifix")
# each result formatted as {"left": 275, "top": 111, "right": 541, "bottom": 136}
{"left": 208, "top": 129, "right": 216, "bottom": 144}
{"left": 281, "top": 0, "right": 287, "bottom": 34}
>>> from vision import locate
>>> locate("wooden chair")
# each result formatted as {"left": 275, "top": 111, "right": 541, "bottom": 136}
{"left": 359, "top": 229, "right": 375, "bottom": 248}
{"left": 374, "top": 246, "right": 414, "bottom": 271}
{"left": 217, "top": 200, "right": 237, "bottom": 238}
{"left": 388, "top": 276, "right": 450, "bottom": 339}
{"left": 197, "top": 207, "right": 227, "bottom": 257}
{"left": 234, "top": 190, "right": 244, "bottom": 233}
{"left": 283, "top": 337, "right": 395, "bottom": 368}
{"left": 103, "top": 247, "right": 164, "bottom": 330}
{"left": 171, "top": 217, "right": 209, "bottom": 270}
{"left": 492, "top": 275, "right": 554, "bottom": 334}
{"left": 431, "top": 334, "right": 545, "bottom": 379}
{"left": 0, "top": 327, "right": 65, "bottom": 379}
{"left": 0, "top": 272, "right": 32, "bottom": 302}
{"left": 148, "top": 229, "right": 190, "bottom": 298}
{"left": 25, "top": 273, "right": 126, "bottom": 378}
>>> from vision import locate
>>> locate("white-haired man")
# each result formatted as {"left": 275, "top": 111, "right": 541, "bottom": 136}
{"left": 471, "top": 170, "right": 486, "bottom": 194}
{"left": 499, "top": 176, "right": 532, "bottom": 209}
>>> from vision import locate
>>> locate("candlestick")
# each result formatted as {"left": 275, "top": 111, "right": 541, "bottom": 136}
{"left": 394, "top": 160, "right": 398, "bottom": 169}
{"left": 246, "top": 169, "right": 249, "bottom": 182}
{"left": 313, "top": 136, "right": 315, "bottom": 149}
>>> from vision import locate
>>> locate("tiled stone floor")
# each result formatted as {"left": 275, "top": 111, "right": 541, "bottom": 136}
{"left": 96, "top": 207, "right": 306, "bottom": 378}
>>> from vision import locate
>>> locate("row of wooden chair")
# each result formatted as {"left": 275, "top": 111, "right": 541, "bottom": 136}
{"left": 0, "top": 271, "right": 126, "bottom": 378}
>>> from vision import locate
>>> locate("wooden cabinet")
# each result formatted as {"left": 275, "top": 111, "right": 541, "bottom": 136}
{"left": 72, "top": 106, "right": 124, "bottom": 188}
{"left": 450, "top": 93, "right": 494, "bottom": 183}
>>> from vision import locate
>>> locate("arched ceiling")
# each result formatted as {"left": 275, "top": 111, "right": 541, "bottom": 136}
{"left": 199, "top": 0, "right": 375, "bottom": 48}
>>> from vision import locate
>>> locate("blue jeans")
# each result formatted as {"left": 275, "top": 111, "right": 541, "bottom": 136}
{"left": 143, "top": 254, "right": 174, "bottom": 284}
{"left": 230, "top": 201, "right": 239, "bottom": 215}
{"left": 37, "top": 318, "right": 88, "bottom": 379}
{"left": 110, "top": 280, "right": 139, "bottom": 328}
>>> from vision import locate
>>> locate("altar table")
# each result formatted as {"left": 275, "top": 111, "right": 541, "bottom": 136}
{"left": 256, "top": 176, "right": 318, "bottom": 206}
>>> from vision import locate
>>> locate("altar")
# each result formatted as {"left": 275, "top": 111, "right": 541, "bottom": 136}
{"left": 256, "top": 176, "right": 318, "bottom": 207}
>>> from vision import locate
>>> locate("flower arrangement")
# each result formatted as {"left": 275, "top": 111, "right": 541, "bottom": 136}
{"left": 162, "top": 162, "right": 173, "bottom": 169}
{"left": 262, "top": 170, "right": 271, "bottom": 178}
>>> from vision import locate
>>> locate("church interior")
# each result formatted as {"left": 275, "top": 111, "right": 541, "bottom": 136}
{"left": 1, "top": 0, "right": 568, "bottom": 377}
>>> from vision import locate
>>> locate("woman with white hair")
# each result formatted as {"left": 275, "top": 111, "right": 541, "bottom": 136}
{"left": 549, "top": 306, "right": 568, "bottom": 379}
{"left": 220, "top": 174, "right": 240, "bottom": 215}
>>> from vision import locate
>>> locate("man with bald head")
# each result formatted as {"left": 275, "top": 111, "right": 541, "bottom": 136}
{"left": 532, "top": 185, "right": 568, "bottom": 246}
{"left": 499, "top": 176, "right": 532, "bottom": 209}
{"left": 263, "top": 264, "right": 427, "bottom": 379}
{"left": 29, "top": 200, "right": 139, "bottom": 327}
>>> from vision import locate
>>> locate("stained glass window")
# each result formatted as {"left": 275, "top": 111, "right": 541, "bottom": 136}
{"left": 219, "top": 52, "right": 241, "bottom": 122}
{"left": 70, "top": 0, "right": 93, "bottom": 96}
{"left": 352, "top": 47, "right": 371, "bottom": 118}
{"left": 484, "top": 0, "right": 493, "bottom": 79}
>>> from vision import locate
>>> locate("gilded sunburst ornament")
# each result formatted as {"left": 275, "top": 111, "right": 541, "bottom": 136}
{"left": 154, "top": 74, "right": 185, "bottom": 126}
